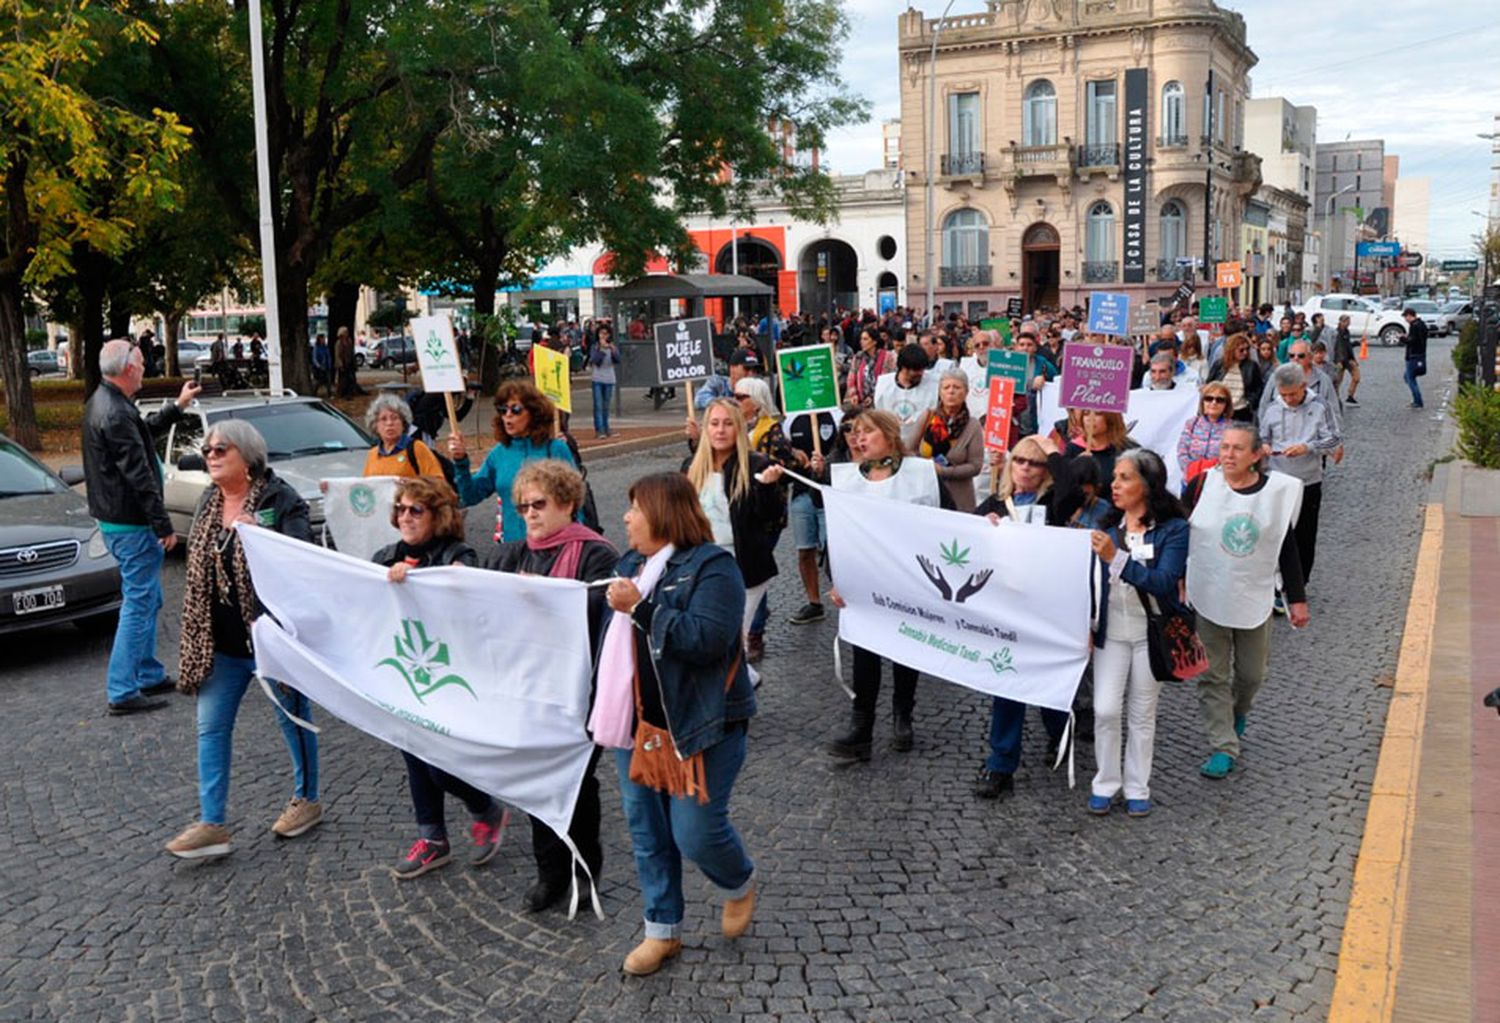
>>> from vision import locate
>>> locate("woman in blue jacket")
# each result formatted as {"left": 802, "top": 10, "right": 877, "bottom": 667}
{"left": 600, "top": 473, "right": 757, "bottom": 977}
{"left": 1086, "top": 449, "right": 1189, "bottom": 818}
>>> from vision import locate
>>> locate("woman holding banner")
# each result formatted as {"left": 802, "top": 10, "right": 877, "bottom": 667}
{"left": 1085, "top": 450, "right": 1189, "bottom": 817}
{"left": 488, "top": 461, "right": 616, "bottom": 912}
{"left": 447, "top": 380, "right": 576, "bottom": 542}
{"left": 362, "top": 394, "right": 445, "bottom": 478}
{"left": 599, "top": 473, "right": 757, "bottom": 976}
{"left": 906, "top": 368, "right": 984, "bottom": 512}
{"left": 684, "top": 399, "right": 783, "bottom": 680}
{"left": 731, "top": 377, "right": 797, "bottom": 662}
{"left": 374, "top": 477, "right": 512, "bottom": 879}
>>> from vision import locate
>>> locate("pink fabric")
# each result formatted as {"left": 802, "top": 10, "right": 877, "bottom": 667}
{"left": 587, "top": 544, "right": 675, "bottom": 749}
{"left": 528, "top": 522, "right": 611, "bottom": 580}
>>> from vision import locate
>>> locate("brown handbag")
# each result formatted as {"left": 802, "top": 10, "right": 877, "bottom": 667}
{"left": 627, "top": 651, "right": 743, "bottom": 805}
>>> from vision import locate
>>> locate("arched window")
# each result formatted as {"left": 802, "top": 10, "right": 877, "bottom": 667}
{"left": 1086, "top": 201, "right": 1115, "bottom": 276}
{"left": 942, "top": 209, "right": 988, "bottom": 269}
{"left": 1023, "top": 80, "right": 1056, "bottom": 147}
{"left": 1160, "top": 200, "right": 1185, "bottom": 272}
{"left": 1161, "top": 81, "right": 1185, "bottom": 143}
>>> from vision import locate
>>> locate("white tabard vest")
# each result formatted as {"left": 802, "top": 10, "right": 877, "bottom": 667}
{"left": 831, "top": 458, "right": 941, "bottom": 507}
{"left": 1186, "top": 468, "right": 1303, "bottom": 629}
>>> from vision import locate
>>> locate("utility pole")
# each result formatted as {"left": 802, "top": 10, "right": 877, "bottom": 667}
{"left": 923, "top": 0, "right": 958, "bottom": 323}
{"left": 1201, "top": 70, "right": 1214, "bottom": 285}
{"left": 247, "top": 0, "right": 282, "bottom": 394}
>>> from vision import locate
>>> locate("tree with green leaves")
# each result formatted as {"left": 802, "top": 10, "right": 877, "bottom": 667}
{"left": 0, "top": 0, "right": 190, "bottom": 448}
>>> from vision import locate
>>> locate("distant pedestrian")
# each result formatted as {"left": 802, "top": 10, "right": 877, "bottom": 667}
{"left": 588, "top": 323, "right": 620, "bottom": 438}
{"left": 335, "top": 326, "right": 359, "bottom": 398}
{"left": 1331, "top": 314, "right": 1361, "bottom": 405}
{"left": 1402, "top": 308, "right": 1428, "bottom": 408}
{"left": 83, "top": 339, "right": 201, "bottom": 716}
{"left": 311, "top": 332, "right": 333, "bottom": 396}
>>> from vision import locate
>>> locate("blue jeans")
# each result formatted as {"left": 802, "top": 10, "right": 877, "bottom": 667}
{"left": 985, "top": 697, "right": 1070, "bottom": 774}
{"left": 103, "top": 528, "right": 167, "bottom": 704}
{"left": 592, "top": 381, "right": 615, "bottom": 435}
{"left": 615, "top": 726, "right": 754, "bottom": 939}
{"left": 748, "top": 529, "right": 782, "bottom": 634}
{"left": 197, "top": 654, "right": 318, "bottom": 826}
{"left": 1404, "top": 357, "right": 1424, "bottom": 406}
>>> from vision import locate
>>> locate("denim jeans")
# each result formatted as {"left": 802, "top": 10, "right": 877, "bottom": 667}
{"left": 402, "top": 750, "right": 497, "bottom": 842}
{"left": 615, "top": 726, "right": 754, "bottom": 939}
{"left": 592, "top": 381, "right": 615, "bottom": 435}
{"left": 103, "top": 528, "right": 167, "bottom": 704}
{"left": 197, "top": 654, "right": 318, "bottom": 826}
{"left": 985, "top": 697, "right": 1070, "bottom": 774}
{"left": 1404, "top": 357, "right": 1424, "bottom": 406}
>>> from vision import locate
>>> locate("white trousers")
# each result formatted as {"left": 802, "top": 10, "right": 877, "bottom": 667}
{"left": 1090, "top": 636, "right": 1163, "bottom": 801}
{"left": 742, "top": 581, "right": 769, "bottom": 685}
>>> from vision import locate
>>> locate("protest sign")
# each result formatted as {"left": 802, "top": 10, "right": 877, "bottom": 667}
{"left": 775, "top": 344, "right": 840, "bottom": 414}
{"left": 532, "top": 344, "right": 572, "bottom": 413}
{"left": 321, "top": 476, "right": 401, "bottom": 561}
{"left": 653, "top": 318, "right": 714, "bottom": 384}
{"left": 986, "top": 349, "right": 1032, "bottom": 390}
{"left": 1215, "top": 261, "right": 1243, "bottom": 289}
{"left": 1007, "top": 297, "right": 1024, "bottom": 317}
{"left": 1058, "top": 342, "right": 1133, "bottom": 413}
{"left": 1128, "top": 302, "right": 1160, "bottom": 336}
{"left": 1199, "top": 295, "right": 1228, "bottom": 324}
{"left": 983, "top": 377, "right": 1016, "bottom": 453}
{"left": 1086, "top": 292, "right": 1132, "bottom": 336}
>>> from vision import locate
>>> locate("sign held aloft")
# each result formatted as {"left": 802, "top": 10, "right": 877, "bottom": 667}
{"left": 983, "top": 377, "right": 1016, "bottom": 454}
{"left": 775, "top": 344, "right": 840, "bottom": 414}
{"left": 653, "top": 318, "right": 714, "bottom": 385}
{"left": 1085, "top": 292, "right": 1132, "bottom": 337}
{"left": 1215, "top": 261, "right": 1243, "bottom": 289}
{"left": 1058, "top": 342, "right": 1132, "bottom": 413}
{"left": 411, "top": 314, "right": 465, "bottom": 394}
{"left": 533, "top": 344, "right": 572, "bottom": 414}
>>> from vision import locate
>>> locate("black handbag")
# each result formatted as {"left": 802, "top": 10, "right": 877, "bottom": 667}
{"left": 1135, "top": 589, "right": 1209, "bottom": 682}
{"left": 1412, "top": 356, "right": 1427, "bottom": 377}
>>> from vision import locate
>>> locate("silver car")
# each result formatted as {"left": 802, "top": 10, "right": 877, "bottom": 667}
{"left": 138, "top": 394, "right": 374, "bottom": 538}
{"left": 0, "top": 434, "right": 122, "bottom": 635}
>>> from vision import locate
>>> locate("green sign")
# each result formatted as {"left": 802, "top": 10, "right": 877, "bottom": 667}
{"left": 1199, "top": 296, "right": 1228, "bottom": 324}
{"left": 977, "top": 317, "right": 1013, "bottom": 341}
{"left": 986, "top": 349, "right": 1032, "bottom": 389}
{"left": 776, "top": 343, "right": 841, "bottom": 414}
{"left": 1442, "top": 259, "right": 1479, "bottom": 272}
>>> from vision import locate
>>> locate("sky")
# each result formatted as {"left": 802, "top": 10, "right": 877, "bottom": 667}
{"left": 821, "top": 0, "right": 1500, "bottom": 262}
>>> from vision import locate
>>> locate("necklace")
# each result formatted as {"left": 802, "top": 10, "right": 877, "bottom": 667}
{"left": 859, "top": 455, "right": 899, "bottom": 477}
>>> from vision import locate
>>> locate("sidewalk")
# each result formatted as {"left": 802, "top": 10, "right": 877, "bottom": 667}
{"left": 1330, "top": 456, "right": 1500, "bottom": 1023}
{"left": 452, "top": 380, "right": 687, "bottom": 463}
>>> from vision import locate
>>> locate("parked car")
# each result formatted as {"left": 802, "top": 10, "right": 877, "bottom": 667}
{"left": 0, "top": 433, "right": 122, "bottom": 635}
{"left": 1438, "top": 300, "right": 1475, "bottom": 337}
{"left": 1404, "top": 299, "right": 1444, "bottom": 335}
{"left": 368, "top": 335, "right": 418, "bottom": 369}
{"left": 26, "top": 350, "right": 60, "bottom": 376}
{"left": 134, "top": 394, "right": 374, "bottom": 538}
{"left": 1294, "top": 294, "right": 1408, "bottom": 346}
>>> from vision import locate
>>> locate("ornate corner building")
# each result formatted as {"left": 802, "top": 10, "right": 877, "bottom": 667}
{"left": 899, "top": 0, "right": 1261, "bottom": 317}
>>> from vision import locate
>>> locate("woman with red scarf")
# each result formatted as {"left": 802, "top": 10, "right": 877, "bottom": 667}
{"left": 906, "top": 368, "right": 984, "bottom": 511}
{"left": 486, "top": 459, "right": 616, "bottom": 912}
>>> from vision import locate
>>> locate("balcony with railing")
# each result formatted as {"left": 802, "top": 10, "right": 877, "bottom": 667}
{"left": 939, "top": 152, "right": 986, "bottom": 178}
{"left": 1157, "top": 260, "right": 1190, "bottom": 281}
{"left": 1082, "top": 261, "right": 1118, "bottom": 284}
{"left": 940, "top": 265, "right": 993, "bottom": 288}
{"left": 1076, "top": 143, "right": 1120, "bottom": 170}
{"left": 998, "top": 142, "right": 1074, "bottom": 180}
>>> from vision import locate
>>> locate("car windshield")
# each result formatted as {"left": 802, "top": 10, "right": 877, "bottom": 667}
{"left": 1408, "top": 301, "right": 1439, "bottom": 313}
{"left": 0, "top": 440, "right": 65, "bottom": 497}
{"left": 1441, "top": 301, "right": 1466, "bottom": 312}
{"left": 211, "top": 403, "right": 372, "bottom": 461}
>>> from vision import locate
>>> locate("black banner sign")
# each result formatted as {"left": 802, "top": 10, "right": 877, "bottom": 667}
{"left": 1122, "top": 68, "right": 1148, "bottom": 285}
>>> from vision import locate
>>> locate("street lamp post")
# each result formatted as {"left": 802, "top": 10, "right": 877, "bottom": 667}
{"left": 1325, "top": 184, "right": 1355, "bottom": 291}
{"left": 924, "top": 0, "right": 958, "bottom": 324}
{"left": 247, "top": 0, "right": 283, "bottom": 394}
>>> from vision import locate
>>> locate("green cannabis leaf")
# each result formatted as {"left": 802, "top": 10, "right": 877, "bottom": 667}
{"left": 939, "top": 538, "right": 970, "bottom": 569}
{"left": 375, "top": 618, "right": 476, "bottom": 704}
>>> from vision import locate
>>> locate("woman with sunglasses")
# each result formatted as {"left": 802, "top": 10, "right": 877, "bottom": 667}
{"left": 373, "top": 476, "right": 511, "bottom": 879}
{"left": 165, "top": 419, "right": 321, "bottom": 860}
{"left": 1176, "top": 382, "right": 1233, "bottom": 490}
{"left": 447, "top": 380, "right": 576, "bottom": 543}
{"left": 487, "top": 460, "right": 616, "bottom": 912}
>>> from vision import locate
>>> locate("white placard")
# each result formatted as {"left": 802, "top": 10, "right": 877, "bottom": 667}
{"left": 410, "top": 314, "right": 465, "bottom": 393}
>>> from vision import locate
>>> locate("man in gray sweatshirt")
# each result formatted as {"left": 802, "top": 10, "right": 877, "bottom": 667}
{"left": 1260, "top": 362, "right": 1341, "bottom": 581}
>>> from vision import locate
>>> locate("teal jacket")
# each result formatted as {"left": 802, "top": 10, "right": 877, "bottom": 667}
{"left": 451, "top": 436, "right": 575, "bottom": 542}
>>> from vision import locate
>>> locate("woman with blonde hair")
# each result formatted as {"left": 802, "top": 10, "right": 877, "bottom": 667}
{"left": 1063, "top": 410, "right": 1135, "bottom": 487}
{"left": 1207, "top": 332, "right": 1265, "bottom": 422}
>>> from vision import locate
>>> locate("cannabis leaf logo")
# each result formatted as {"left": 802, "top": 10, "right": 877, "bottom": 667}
{"left": 986, "top": 648, "right": 1018, "bottom": 675}
{"left": 1220, "top": 513, "right": 1260, "bottom": 558}
{"left": 784, "top": 358, "right": 806, "bottom": 381}
{"left": 375, "top": 618, "right": 476, "bottom": 704}
{"left": 939, "top": 539, "right": 970, "bottom": 569}
{"left": 349, "top": 484, "right": 376, "bottom": 517}
{"left": 423, "top": 333, "right": 448, "bottom": 363}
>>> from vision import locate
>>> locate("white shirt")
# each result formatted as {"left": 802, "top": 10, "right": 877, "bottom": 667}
{"left": 699, "top": 473, "right": 735, "bottom": 550}
{"left": 873, "top": 373, "right": 940, "bottom": 431}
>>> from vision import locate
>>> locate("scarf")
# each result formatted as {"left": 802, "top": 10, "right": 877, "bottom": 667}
{"left": 588, "top": 544, "right": 675, "bottom": 749}
{"left": 920, "top": 405, "right": 969, "bottom": 459}
{"left": 527, "top": 522, "right": 613, "bottom": 579}
{"left": 179, "top": 475, "right": 268, "bottom": 694}
{"left": 859, "top": 454, "right": 900, "bottom": 477}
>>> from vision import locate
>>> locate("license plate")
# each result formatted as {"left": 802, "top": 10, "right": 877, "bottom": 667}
{"left": 12, "top": 585, "right": 65, "bottom": 616}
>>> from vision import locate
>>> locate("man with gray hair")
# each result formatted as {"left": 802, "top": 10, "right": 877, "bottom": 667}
{"left": 1146, "top": 351, "right": 1178, "bottom": 390}
{"left": 83, "top": 338, "right": 201, "bottom": 715}
{"left": 1260, "top": 361, "right": 1340, "bottom": 583}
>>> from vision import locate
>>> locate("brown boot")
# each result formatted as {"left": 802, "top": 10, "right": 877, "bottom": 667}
{"left": 623, "top": 937, "right": 682, "bottom": 976}
{"left": 722, "top": 885, "right": 756, "bottom": 938}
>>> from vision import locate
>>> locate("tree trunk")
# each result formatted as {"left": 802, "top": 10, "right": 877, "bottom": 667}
{"left": 474, "top": 263, "right": 501, "bottom": 392}
{"left": 0, "top": 278, "right": 40, "bottom": 450}
{"left": 163, "top": 313, "right": 183, "bottom": 378}
{"left": 107, "top": 297, "right": 131, "bottom": 341}
{"left": 326, "top": 281, "right": 359, "bottom": 343}
{"left": 275, "top": 267, "right": 313, "bottom": 395}
{"left": 67, "top": 323, "right": 83, "bottom": 381}
{"left": 77, "top": 255, "right": 109, "bottom": 399}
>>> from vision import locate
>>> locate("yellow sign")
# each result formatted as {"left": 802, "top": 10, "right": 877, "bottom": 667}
{"left": 1215, "top": 261, "right": 1243, "bottom": 289}
{"left": 532, "top": 345, "right": 572, "bottom": 414}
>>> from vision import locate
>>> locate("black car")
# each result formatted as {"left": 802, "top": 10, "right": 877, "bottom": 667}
{"left": 0, "top": 434, "right": 122, "bottom": 635}
{"left": 372, "top": 335, "right": 418, "bottom": 368}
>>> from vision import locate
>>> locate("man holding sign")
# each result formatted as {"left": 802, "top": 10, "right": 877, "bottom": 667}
{"left": 776, "top": 343, "right": 841, "bottom": 625}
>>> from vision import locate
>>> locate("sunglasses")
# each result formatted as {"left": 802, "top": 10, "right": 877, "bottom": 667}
{"left": 514, "top": 498, "right": 549, "bottom": 514}
{"left": 395, "top": 503, "right": 428, "bottom": 518}
{"left": 1290, "top": 353, "right": 1309, "bottom": 360}
{"left": 500, "top": 403, "right": 528, "bottom": 416}
{"left": 200, "top": 443, "right": 233, "bottom": 459}
{"left": 1011, "top": 456, "right": 1048, "bottom": 469}
{"left": 1203, "top": 396, "right": 1228, "bottom": 405}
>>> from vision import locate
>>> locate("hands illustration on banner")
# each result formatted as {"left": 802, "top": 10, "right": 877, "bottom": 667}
{"left": 916, "top": 555, "right": 993, "bottom": 605}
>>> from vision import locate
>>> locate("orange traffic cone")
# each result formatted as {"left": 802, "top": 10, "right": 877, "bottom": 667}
{"left": 1359, "top": 336, "right": 1369, "bottom": 360}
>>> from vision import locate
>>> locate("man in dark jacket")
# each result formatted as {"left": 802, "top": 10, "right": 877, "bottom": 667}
{"left": 1402, "top": 308, "right": 1428, "bottom": 409}
{"left": 83, "top": 338, "right": 201, "bottom": 715}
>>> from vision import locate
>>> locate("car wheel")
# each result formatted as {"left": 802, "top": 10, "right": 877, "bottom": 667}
{"left": 1379, "top": 324, "right": 1405, "bottom": 347}
{"left": 355, "top": 354, "right": 365, "bottom": 368}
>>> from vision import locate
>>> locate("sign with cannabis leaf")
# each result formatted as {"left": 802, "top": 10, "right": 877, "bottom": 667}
{"left": 410, "top": 314, "right": 465, "bottom": 394}
{"left": 775, "top": 343, "right": 839, "bottom": 414}
{"left": 376, "top": 618, "right": 476, "bottom": 705}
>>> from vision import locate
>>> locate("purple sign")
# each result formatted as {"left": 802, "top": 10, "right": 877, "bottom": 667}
{"left": 1059, "top": 342, "right": 1133, "bottom": 413}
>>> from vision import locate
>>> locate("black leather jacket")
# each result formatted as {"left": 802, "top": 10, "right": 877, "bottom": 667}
{"left": 82, "top": 381, "right": 184, "bottom": 536}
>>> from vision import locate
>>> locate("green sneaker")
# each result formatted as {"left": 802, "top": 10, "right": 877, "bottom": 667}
{"left": 1200, "top": 752, "right": 1235, "bottom": 779}
{"left": 1233, "top": 714, "right": 1248, "bottom": 738}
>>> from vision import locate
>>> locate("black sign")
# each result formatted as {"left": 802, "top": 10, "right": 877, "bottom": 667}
{"left": 652, "top": 317, "right": 715, "bottom": 384}
{"left": 1122, "top": 68, "right": 1148, "bottom": 285}
{"left": 1172, "top": 280, "right": 1195, "bottom": 311}
{"left": 1006, "top": 297, "right": 1023, "bottom": 317}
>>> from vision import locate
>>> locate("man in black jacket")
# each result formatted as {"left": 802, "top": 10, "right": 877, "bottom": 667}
{"left": 84, "top": 338, "right": 201, "bottom": 715}
{"left": 1402, "top": 309, "right": 1428, "bottom": 409}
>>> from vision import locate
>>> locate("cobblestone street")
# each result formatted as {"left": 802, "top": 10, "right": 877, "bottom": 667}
{"left": 0, "top": 345, "right": 1454, "bottom": 1021}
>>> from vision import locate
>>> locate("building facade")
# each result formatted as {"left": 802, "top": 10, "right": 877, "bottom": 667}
{"left": 897, "top": 0, "right": 1260, "bottom": 318}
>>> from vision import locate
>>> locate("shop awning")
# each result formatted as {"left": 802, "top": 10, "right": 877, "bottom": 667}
{"left": 607, "top": 273, "right": 773, "bottom": 301}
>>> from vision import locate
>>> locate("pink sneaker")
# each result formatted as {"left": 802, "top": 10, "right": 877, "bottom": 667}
{"left": 470, "top": 808, "right": 511, "bottom": 867}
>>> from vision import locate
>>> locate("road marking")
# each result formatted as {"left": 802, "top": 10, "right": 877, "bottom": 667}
{"left": 1327, "top": 503, "right": 1443, "bottom": 1021}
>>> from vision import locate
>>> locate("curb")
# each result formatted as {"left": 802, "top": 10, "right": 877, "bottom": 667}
{"left": 577, "top": 431, "right": 682, "bottom": 463}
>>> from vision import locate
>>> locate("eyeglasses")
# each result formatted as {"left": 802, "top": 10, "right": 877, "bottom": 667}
{"left": 514, "top": 498, "right": 549, "bottom": 514}
{"left": 1011, "top": 456, "right": 1048, "bottom": 469}
{"left": 1290, "top": 353, "right": 1309, "bottom": 360}
{"left": 395, "top": 503, "right": 428, "bottom": 518}
{"left": 1203, "top": 396, "right": 1228, "bottom": 405}
{"left": 500, "top": 403, "right": 527, "bottom": 416}
{"left": 200, "top": 443, "right": 233, "bottom": 459}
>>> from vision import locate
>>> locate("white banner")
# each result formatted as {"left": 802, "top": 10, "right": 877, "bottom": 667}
{"left": 321, "top": 476, "right": 401, "bottom": 561}
{"left": 823, "top": 487, "right": 1093, "bottom": 712}
{"left": 1036, "top": 380, "right": 1199, "bottom": 492}
{"left": 238, "top": 525, "right": 596, "bottom": 845}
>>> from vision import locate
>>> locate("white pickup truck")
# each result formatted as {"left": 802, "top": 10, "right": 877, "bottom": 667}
{"left": 1293, "top": 294, "right": 1408, "bottom": 346}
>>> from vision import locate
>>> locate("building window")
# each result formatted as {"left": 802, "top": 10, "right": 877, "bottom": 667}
{"left": 947, "top": 91, "right": 980, "bottom": 172}
{"left": 1216, "top": 90, "right": 1226, "bottom": 143}
{"left": 1086, "top": 79, "right": 1116, "bottom": 146}
{"left": 1356, "top": 174, "right": 1362, "bottom": 193}
{"left": 1161, "top": 81, "right": 1185, "bottom": 144}
{"left": 943, "top": 208, "right": 988, "bottom": 268}
{"left": 1023, "top": 80, "right": 1056, "bottom": 147}
{"left": 1160, "top": 201, "right": 1186, "bottom": 271}
{"left": 1085, "top": 201, "right": 1116, "bottom": 281}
